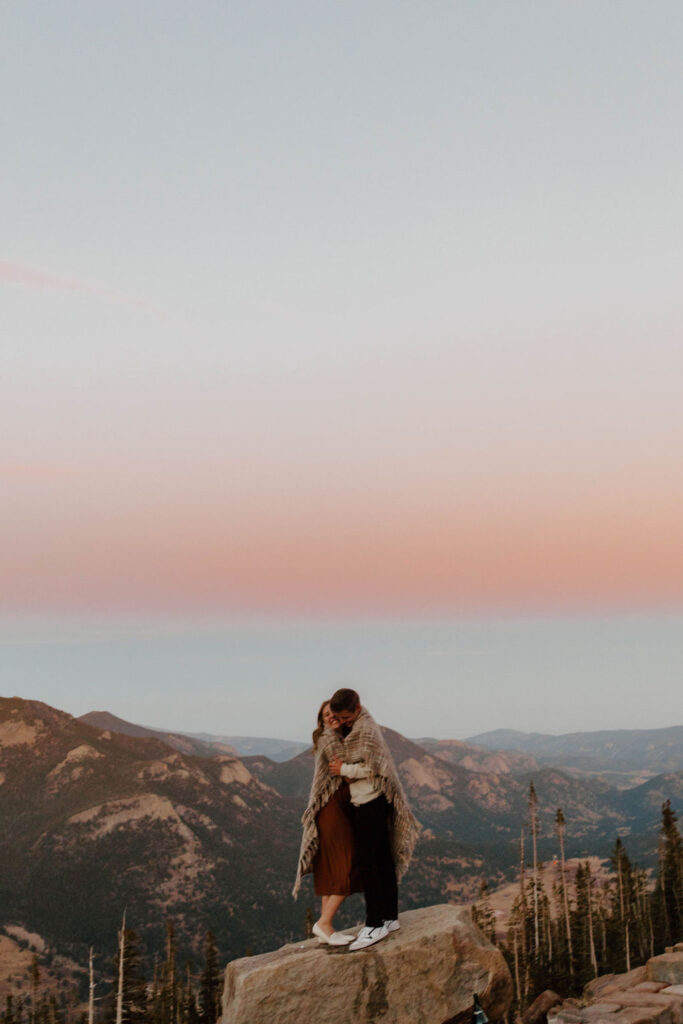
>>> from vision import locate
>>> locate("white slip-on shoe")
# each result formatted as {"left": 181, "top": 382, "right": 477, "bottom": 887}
{"left": 312, "top": 921, "right": 329, "bottom": 943}
{"left": 348, "top": 924, "right": 389, "bottom": 951}
{"left": 384, "top": 919, "right": 400, "bottom": 932}
{"left": 312, "top": 922, "right": 353, "bottom": 945}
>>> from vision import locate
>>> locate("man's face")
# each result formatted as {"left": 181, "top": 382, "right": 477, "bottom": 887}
{"left": 334, "top": 702, "right": 361, "bottom": 727}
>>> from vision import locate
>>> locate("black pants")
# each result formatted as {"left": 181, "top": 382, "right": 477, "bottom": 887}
{"left": 351, "top": 794, "right": 398, "bottom": 928}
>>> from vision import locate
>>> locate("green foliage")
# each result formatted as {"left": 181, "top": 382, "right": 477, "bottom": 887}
{"left": 2, "top": 995, "right": 17, "bottom": 1024}
{"left": 471, "top": 881, "right": 496, "bottom": 944}
{"left": 104, "top": 925, "right": 149, "bottom": 1024}
{"left": 497, "top": 798, "right": 682, "bottom": 1015}
{"left": 198, "top": 932, "right": 221, "bottom": 1024}
{"left": 652, "top": 800, "right": 683, "bottom": 948}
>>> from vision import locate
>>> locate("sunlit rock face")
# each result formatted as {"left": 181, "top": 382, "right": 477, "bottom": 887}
{"left": 219, "top": 904, "right": 513, "bottom": 1024}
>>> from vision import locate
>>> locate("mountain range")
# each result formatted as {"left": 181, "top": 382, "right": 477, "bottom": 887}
{"left": 78, "top": 711, "right": 308, "bottom": 762}
{"left": 1, "top": 697, "right": 681, "bottom": 982}
{"left": 464, "top": 726, "right": 683, "bottom": 777}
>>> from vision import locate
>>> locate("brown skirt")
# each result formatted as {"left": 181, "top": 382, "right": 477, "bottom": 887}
{"left": 312, "top": 783, "right": 363, "bottom": 897}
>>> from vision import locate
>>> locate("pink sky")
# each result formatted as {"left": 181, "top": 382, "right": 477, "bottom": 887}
{"left": 4, "top": 445, "right": 683, "bottom": 614}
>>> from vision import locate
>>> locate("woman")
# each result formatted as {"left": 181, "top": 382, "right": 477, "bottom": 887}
{"left": 292, "top": 701, "right": 361, "bottom": 945}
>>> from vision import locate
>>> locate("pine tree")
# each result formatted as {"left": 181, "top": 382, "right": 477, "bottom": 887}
{"left": 592, "top": 877, "right": 609, "bottom": 971}
{"left": 158, "top": 921, "right": 177, "bottom": 1024}
{"left": 653, "top": 801, "right": 683, "bottom": 948}
{"left": 472, "top": 881, "right": 497, "bottom": 944}
{"left": 198, "top": 932, "right": 221, "bottom": 1024}
{"left": 518, "top": 825, "right": 530, "bottom": 1006}
{"left": 150, "top": 955, "right": 161, "bottom": 1024}
{"left": 610, "top": 839, "right": 635, "bottom": 972}
{"left": 524, "top": 864, "right": 554, "bottom": 998}
{"left": 632, "top": 866, "right": 652, "bottom": 963}
{"left": 506, "top": 896, "right": 526, "bottom": 1013}
{"left": 528, "top": 783, "right": 540, "bottom": 961}
{"left": 5, "top": 995, "right": 16, "bottom": 1024}
{"left": 572, "top": 862, "right": 598, "bottom": 986}
{"left": 541, "top": 884, "right": 553, "bottom": 965}
{"left": 181, "top": 963, "right": 199, "bottom": 1024}
{"left": 109, "top": 919, "right": 149, "bottom": 1024}
{"left": 554, "top": 809, "right": 574, "bottom": 982}
{"left": 47, "top": 997, "right": 60, "bottom": 1024}
{"left": 30, "top": 956, "right": 40, "bottom": 1024}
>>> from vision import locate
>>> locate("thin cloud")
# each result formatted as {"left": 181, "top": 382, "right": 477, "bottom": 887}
{"left": 0, "top": 259, "right": 166, "bottom": 320}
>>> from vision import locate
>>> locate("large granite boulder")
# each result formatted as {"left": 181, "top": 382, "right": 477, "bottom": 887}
{"left": 584, "top": 969, "right": 649, "bottom": 1002}
{"left": 648, "top": 955, "right": 683, "bottom": 988}
{"left": 219, "top": 904, "right": 513, "bottom": 1024}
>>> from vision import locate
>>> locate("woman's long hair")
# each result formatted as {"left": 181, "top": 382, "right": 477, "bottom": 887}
{"left": 312, "top": 700, "right": 329, "bottom": 750}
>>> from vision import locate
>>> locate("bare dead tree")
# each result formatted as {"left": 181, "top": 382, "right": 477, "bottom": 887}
{"left": 116, "top": 910, "right": 126, "bottom": 1024}
{"left": 529, "top": 782, "right": 540, "bottom": 959}
{"left": 615, "top": 844, "right": 631, "bottom": 972}
{"left": 585, "top": 862, "right": 599, "bottom": 979}
{"left": 88, "top": 948, "right": 95, "bottom": 1024}
{"left": 555, "top": 808, "right": 574, "bottom": 979}
{"left": 513, "top": 924, "right": 521, "bottom": 1012}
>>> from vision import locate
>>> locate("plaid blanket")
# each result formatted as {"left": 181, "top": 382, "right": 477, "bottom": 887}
{"left": 292, "top": 708, "right": 421, "bottom": 897}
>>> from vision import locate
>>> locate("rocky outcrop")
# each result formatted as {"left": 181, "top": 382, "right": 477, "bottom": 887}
{"left": 583, "top": 968, "right": 650, "bottom": 1003}
{"left": 549, "top": 947, "right": 683, "bottom": 1024}
{"left": 523, "top": 991, "right": 563, "bottom": 1024}
{"left": 219, "top": 904, "right": 513, "bottom": 1024}
{"left": 649, "top": 950, "right": 683, "bottom": 987}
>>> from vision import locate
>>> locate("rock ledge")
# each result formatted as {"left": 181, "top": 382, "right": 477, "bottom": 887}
{"left": 549, "top": 950, "right": 683, "bottom": 1024}
{"left": 219, "top": 904, "right": 513, "bottom": 1024}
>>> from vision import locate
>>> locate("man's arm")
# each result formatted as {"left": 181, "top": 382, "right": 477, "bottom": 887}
{"left": 329, "top": 758, "right": 372, "bottom": 778}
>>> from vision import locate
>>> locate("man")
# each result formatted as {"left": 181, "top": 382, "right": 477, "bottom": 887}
{"left": 328, "top": 688, "right": 420, "bottom": 951}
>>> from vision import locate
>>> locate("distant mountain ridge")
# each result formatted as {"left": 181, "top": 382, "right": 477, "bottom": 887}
{"left": 78, "top": 711, "right": 239, "bottom": 757}
{"left": 78, "top": 713, "right": 308, "bottom": 762}
{"left": 465, "top": 726, "right": 683, "bottom": 773}
{"left": 181, "top": 732, "right": 309, "bottom": 762}
{"left": 416, "top": 737, "right": 540, "bottom": 776}
{"left": 79, "top": 713, "right": 683, "bottom": 774}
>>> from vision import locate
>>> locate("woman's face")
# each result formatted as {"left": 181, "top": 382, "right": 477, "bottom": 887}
{"left": 322, "top": 703, "right": 340, "bottom": 729}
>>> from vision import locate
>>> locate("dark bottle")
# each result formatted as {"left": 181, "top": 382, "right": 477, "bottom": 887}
{"left": 473, "top": 993, "right": 489, "bottom": 1024}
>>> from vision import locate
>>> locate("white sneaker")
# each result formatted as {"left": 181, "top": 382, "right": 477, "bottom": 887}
{"left": 384, "top": 919, "right": 400, "bottom": 932}
{"left": 348, "top": 924, "right": 389, "bottom": 951}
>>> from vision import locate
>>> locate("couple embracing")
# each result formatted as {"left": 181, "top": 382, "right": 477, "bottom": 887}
{"left": 293, "top": 688, "right": 420, "bottom": 951}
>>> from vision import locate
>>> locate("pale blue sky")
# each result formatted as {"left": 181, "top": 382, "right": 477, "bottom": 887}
{"left": 4, "top": 1, "right": 682, "bottom": 394}
{"left": 3, "top": 613, "right": 682, "bottom": 740}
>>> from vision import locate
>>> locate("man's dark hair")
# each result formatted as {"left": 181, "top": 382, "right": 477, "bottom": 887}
{"left": 329, "top": 688, "right": 360, "bottom": 713}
